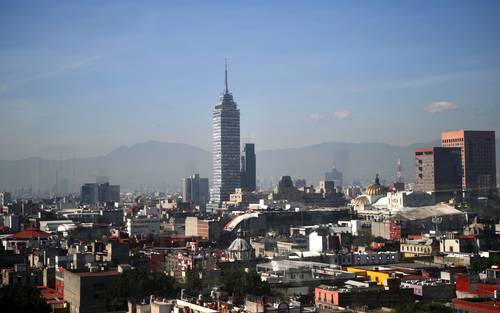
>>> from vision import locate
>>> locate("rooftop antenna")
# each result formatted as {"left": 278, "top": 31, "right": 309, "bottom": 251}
{"left": 224, "top": 58, "right": 229, "bottom": 94}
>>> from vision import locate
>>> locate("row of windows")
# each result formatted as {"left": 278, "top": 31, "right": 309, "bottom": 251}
{"left": 316, "top": 292, "right": 334, "bottom": 303}
{"left": 401, "top": 245, "right": 431, "bottom": 253}
{"left": 442, "top": 138, "right": 464, "bottom": 143}
{"left": 355, "top": 255, "right": 396, "bottom": 262}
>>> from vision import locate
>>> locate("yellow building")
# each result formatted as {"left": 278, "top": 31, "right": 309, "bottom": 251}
{"left": 345, "top": 266, "right": 391, "bottom": 285}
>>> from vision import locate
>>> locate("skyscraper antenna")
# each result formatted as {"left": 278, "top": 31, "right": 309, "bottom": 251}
{"left": 397, "top": 158, "right": 403, "bottom": 183}
{"left": 224, "top": 58, "right": 229, "bottom": 94}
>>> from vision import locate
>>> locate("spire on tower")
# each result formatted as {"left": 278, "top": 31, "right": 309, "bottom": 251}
{"left": 224, "top": 58, "right": 229, "bottom": 94}
{"left": 397, "top": 158, "right": 403, "bottom": 183}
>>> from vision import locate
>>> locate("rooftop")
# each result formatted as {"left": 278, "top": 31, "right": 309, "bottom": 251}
{"left": 258, "top": 260, "right": 341, "bottom": 271}
{"left": 36, "top": 286, "right": 64, "bottom": 305}
{"left": 391, "top": 203, "right": 463, "bottom": 221}
{"left": 11, "top": 227, "right": 50, "bottom": 239}
{"left": 66, "top": 269, "right": 120, "bottom": 277}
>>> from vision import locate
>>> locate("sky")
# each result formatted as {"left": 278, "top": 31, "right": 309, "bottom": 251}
{"left": 1, "top": 1, "right": 499, "bottom": 160}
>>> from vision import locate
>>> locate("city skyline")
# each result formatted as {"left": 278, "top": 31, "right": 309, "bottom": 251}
{"left": 1, "top": 1, "right": 500, "bottom": 160}
{"left": 2, "top": 4, "right": 500, "bottom": 313}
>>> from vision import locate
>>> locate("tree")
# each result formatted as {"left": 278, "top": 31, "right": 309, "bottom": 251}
{"left": 470, "top": 254, "right": 500, "bottom": 273}
{"left": 219, "top": 268, "right": 270, "bottom": 298}
{"left": 184, "top": 270, "right": 203, "bottom": 296}
{"left": 105, "top": 268, "right": 178, "bottom": 311}
{"left": 0, "top": 284, "right": 51, "bottom": 313}
{"left": 394, "top": 302, "right": 453, "bottom": 313}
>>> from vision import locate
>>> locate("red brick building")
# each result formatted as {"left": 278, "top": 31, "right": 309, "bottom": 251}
{"left": 441, "top": 130, "right": 497, "bottom": 196}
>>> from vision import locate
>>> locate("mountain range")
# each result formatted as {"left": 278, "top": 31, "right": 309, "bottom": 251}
{"left": 1, "top": 139, "right": 499, "bottom": 194}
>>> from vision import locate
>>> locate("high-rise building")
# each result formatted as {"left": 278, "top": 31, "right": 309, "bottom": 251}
{"left": 317, "top": 181, "right": 336, "bottom": 196}
{"left": 396, "top": 158, "right": 404, "bottom": 183}
{"left": 325, "top": 167, "right": 343, "bottom": 190}
{"left": 183, "top": 174, "right": 209, "bottom": 206}
{"left": 391, "top": 158, "right": 405, "bottom": 191}
{"left": 81, "top": 183, "right": 99, "bottom": 204}
{"left": 211, "top": 61, "right": 240, "bottom": 206}
{"left": 415, "top": 147, "right": 462, "bottom": 201}
{"left": 240, "top": 143, "right": 256, "bottom": 192}
{"left": 441, "top": 130, "right": 497, "bottom": 196}
{"left": 3, "top": 192, "right": 12, "bottom": 205}
{"left": 98, "top": 182, "right": 120, "bottom": 203}
{"left": 80, "top": 182, "right": 120, "bottom": 204}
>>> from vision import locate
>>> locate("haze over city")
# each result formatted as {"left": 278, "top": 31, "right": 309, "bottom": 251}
{"left": 2, "top": 2, "right": 500, "bottom": 313}
{"left": 1, "top": 1, "right": 500, "bottom": 161}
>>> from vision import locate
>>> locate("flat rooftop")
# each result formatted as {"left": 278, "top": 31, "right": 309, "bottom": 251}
{"left": 66, "top": 269, "right": 120, "bottom": 277}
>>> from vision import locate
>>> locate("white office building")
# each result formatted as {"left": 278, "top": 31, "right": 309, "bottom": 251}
{"left": 210, "top": 61, "right": 240, "bottom": 207}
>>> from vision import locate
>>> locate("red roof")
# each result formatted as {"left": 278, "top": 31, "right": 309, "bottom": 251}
{"left": 453, "top": 299, "right": 500, "bottom": 313}
{"left": 11, "top": 227, "right": 50, "bottom": 239}
{"left": 36, "top": 286, "right": 64, "bottom": 304}
{"left": 458, "top": 235, "right": 477, "bottom": 239}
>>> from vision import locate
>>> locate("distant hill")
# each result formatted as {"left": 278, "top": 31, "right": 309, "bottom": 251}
{"left": 0, "top": 139, "right": 498, "bottom": 193}
{"left": 0, "top": 141, "right": 211, "bottom": 193}
{"left": 257, "top": 140, "right": 442, "bottom": 186}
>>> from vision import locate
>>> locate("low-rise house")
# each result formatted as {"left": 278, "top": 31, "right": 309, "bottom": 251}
{"left": 1, "top": 263, "right": 43, "bottom": 286}
{"left": 257, "top": 260, "right": 355, "bottom": 295}
{"left": 64, "top": 269, "right": 121, "bottom": 313}
{"left": 400, "top": 279, "right": 455, "bottom": 300}
{"left": 126, "top": 217, "right": 161, "bottom": 237}
{"left": 315, "top": 279, "right": 414, "bottom": 310}
{"left": 456, "top": 268, "right": 500, "bottom": 299}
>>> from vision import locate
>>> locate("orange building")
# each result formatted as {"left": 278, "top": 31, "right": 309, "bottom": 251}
{"left": 441, "top": 130, "right": 496, "bottom": 196}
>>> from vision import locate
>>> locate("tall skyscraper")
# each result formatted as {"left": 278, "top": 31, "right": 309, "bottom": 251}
{"left": 415, "top": 147, "right": 462, "bottom": 202}
{"left": 325, "top": 167, "right": 343, "bottom": 190}
{"left": 211, "top": 61, "right": 241, "bottom": 206}
{"left": 241, "top": 143, "right": 256, "bottom": 192}
{"left": 441, "top": 130, "right": 497, "bottom": 196}
{"left": 183, "top": 174, "right": 209, "bottom": 206}
{"left": 392, "top": 158, "right": 405, "bottom": 191}
{"left": 396, "top": 158, "right": 403, "bottom": 184}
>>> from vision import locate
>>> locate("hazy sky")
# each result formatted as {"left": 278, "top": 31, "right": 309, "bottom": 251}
{"left": 1, "top": 1, "right": 499, "bottom": 160}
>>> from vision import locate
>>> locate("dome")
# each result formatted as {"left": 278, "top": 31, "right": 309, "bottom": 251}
{"left": 365, "top": 185, "right": 388, "bottom": 196}
{"left": 352, "top": 195, "right": 370, "bottom": 206}
{"left": 365, "top": 174, "right": 388, "bottom": 196}
{"left": 228, "top": 237, "right": 252, "bottom": 252}
{"left": 227, "top": 230, "right": 255, "bottom": 262}
{"left": 373, "top": 196, "right": 388, "bottom": 208}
